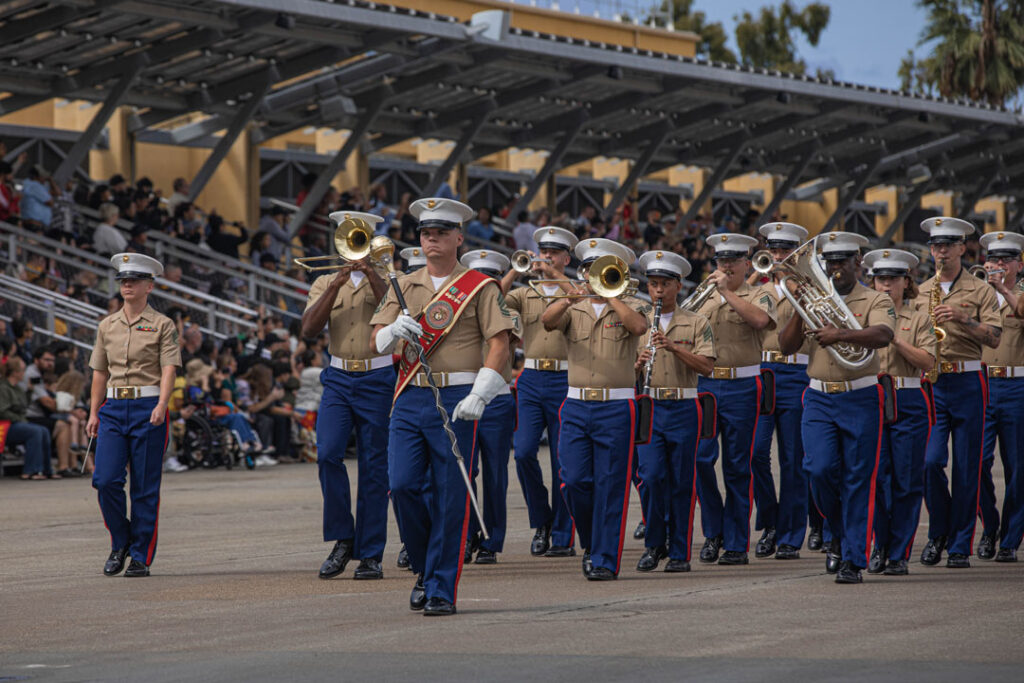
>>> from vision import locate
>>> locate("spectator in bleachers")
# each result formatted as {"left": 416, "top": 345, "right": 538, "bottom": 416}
{"left": 20, "top": 165, "right": 57, "bottom": 231}
{"left": 172, "top": 202, "right": 203, "bottom": 244}
{"left": 167, "top": 177, "right": 191, "bottom": 215}
{"left": 248, "top": 230, "right": 271, "bottom": 265}
{"left": 394, "top": 192, "right": 418, "bottom": 243}
{"left": 0, "top": 160, "right": 19, "bottom": 222}
{"left": 367, "top": 182, "right": 393, "bottom": 229}
{"left": 0, "top": 357, "right": 56, "bottom": 480}
{"left": 91, "top": 202, "right": 128, "bottom": 255}
{"left": 295, "top": 172, "right": 317, "bottom": 209}
{"left": 109, "top": 174, "right": 131, "bottom": 210}
{"left": 10, "top": 318, "right": 34, "bottom": 364}
{"left": 131, "top": 190, "right": 163, "bottom": 232}
{"left": 466, "top": 206, "right": 495, "bottom": 242}
{"left": 577, "top": 204, "right": 597, "bottom": 232}
{"left": 207, "top": 212, "right": 248, "bottom": 260}
{"left": 239, "top": 363, "right": 287, "bottom": 466}
{"left": 87, "top": 183, "right": 112, "bottom": 211}
{"left": 20, "top": 346, "right": 74, "bottom": 475}
{"left": 258, "top": 205, "right": 291, "bottom": 262}
{"left": 180, "top": 323, "right": 206, "bottom": 367}
{"left": 53, "top": 369, "right": 89, "bottom": 474}
{"left": 513, "top": 210, "right": 538, "bottom": 252}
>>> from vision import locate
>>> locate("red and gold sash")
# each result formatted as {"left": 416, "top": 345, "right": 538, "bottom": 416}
{"left": 0, "top": 420, "right": 9, "bottom": 453}
{"left": 393, "top": 269, "right": 494, "bottom": 401}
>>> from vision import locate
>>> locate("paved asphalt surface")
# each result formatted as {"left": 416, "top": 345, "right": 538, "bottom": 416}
{"left": 1, "top": 448, "right": 1021, "bottom": 682}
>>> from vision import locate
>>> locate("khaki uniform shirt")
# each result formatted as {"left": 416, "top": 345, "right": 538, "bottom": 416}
{"left": 695, "top": 282, "right": 777, "bottom": 367}
{"left": 806, "top": 283, "right": 895, "bottom": 382}
{"left": 761, "top": 282, "right": 809, "bottom": 356}
{"left": 369, "top": 263, "right": 517, "bottom": 374}
{"left": 551, "top": 298, "right": 649, "bottom": 389}
{"left": 645, "top": 308, "right": 716, "bottom": 390}
{"left": 982, "top": 295, "right": 1024, "bottom": 368}
{"left": 914, "top": 270, "right": 1002, "bottom": 363}
{"left": 305, "top": 273, "right": 382, "bottom": 360}
{"left": 877, "top": 303, "right": 936, "bottom": 378}
{"left": 505, "top": 286, "right": 568, "bottom": 361}
{"left": 90, "top": 304, "right": 182, "bottom": 388}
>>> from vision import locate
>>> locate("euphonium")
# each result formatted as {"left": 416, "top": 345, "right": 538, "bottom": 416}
{"left": 293, "top": 217, "right": 374, "bottom": 271}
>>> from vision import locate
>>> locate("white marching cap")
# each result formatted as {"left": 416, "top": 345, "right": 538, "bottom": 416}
{"left": 921, "top": 216, "right": 975, "bottom": 243}
{"left": 533, "top": 226, "right": 578, "bottom": 251}
{"left": 819, "top": 231, "right": 870, "bottom": 260}
{"left": 759, "top": 221, "right": 809, "bottom": 245}
{"left": 706, "top": 233, "right": 758, "bottom": 258}
{"left": 327, "top": 210, "right": 384, "bottom": 226}
{"left": 111, "top": 252, "right": 163, "bottom": 280}
{"left": 410, "top": 197, "right": 474, "bottom": 229}
{"left": 979, "top": 230, "right": 1024, "bottom": 255}
{"left": 399, "top": 246, "right": 427, "bottom": 270}
{"left": 574, "top": 237, "right": 637, "bottom": 266}
{"left": 460, "top": 248, "right": 511, "bottom": 276}
{"left": 862, "top": 248, "right": 919, "bottom": 276}
{"left": 638, "top": 250, "right": 692, "bottom": 279}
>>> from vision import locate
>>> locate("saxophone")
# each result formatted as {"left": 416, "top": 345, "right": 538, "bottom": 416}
{"left": 925, "top": 258, "right": 947, "bottom": 383}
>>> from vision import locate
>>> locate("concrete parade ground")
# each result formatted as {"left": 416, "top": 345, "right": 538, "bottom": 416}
{"left": 1, "top": 447, "right": 1022, "bottom": 682}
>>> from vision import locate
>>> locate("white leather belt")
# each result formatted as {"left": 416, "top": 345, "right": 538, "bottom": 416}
{"left": 938, "top": 360, "right": 983, "bottom": 374}
{"left": 524, "top": 358, "right": 568, "bottom": 371}
{"left": 710, "top": 364, "right": 761, "bottom": 380}
{"left": 987, "top": 365, "right": 1024, "bottom": 379}
{"left": 567, "top": 386, "right": 635, "bottom": 401}
{"left": 106, "top": 385, "right": 160, "bottom": 399}
{"left": 651, "top": 387, "right": 698, "bottom": 400}
{"left": 893, "top": 377, "right": 922, "bottom": 390}
{"left": 808, "top": 376, "right": 878, "bottom": 394}
{"left": 761, "top": 351, "right": 809, "bottom": 366}
{"left": 410, "top": 372, "right": 476, "bottom": 388}
{"left": 331, "top": 355, "right": 393, "bottom": 372}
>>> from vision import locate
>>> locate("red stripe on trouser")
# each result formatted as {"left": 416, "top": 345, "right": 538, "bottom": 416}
{"left": 745, "top": 378, "right": 762, "bottom": 553}
{"left": 686, "top": 398, "right": 703, "bottom": 562}
{"left": 864, "top": 385, "right": 884, "bottom": 568}
{"left": 614, "top": 400, "right": 637, "bottom": 574}
{"left": 968, "top": 371, "right": 988, "bottom": 555}
{"left": 144, "top": 413, "right": 169, "bottom": 566}
{"left": 452, "top": 420, "right": 478, "bottom": 605}
{"left": 905, "top": 386, "right": 935, "bottom": 560}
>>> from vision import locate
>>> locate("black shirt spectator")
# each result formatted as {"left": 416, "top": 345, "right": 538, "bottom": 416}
{"left": 207, "top": 213, "right": 249, "bottom": 260}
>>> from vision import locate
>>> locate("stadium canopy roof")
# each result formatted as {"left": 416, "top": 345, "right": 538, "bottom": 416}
{"left": 3, "top": 0, "right": 1024, "bottom": 236}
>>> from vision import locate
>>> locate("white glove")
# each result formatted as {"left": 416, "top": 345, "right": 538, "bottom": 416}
{"left": 375, "top": 315, "right": 423, "bottom": 354}
{"left": 452, "top": 367, "right": 507, "bottom": 422}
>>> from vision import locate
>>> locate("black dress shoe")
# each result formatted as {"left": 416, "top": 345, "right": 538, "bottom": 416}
{"left": 463, "top": 533, "right": 480, "bottom": 564}
{"left": 124, "top": 559, "right": 150, "bottom": 577}
{"left": 582, "top": 551, "right": 593, "bottom": 578}
{"left": 775, "top": 544, "right": 800, "bottom": 560}
{"left": 587, "top": 566, "right": 617, "bottom": 581}
{"left": 474, "top": 549, "right": 497, "bottom": 564}
{"left": 807, "top": 525, "right": 823, "bottom": 551}
{"left": 946, "top": 553, "right": 970, "bottom": 568}
{"left": 994, "top": 548, "right": 1017, "bottom": 562}
{"left": 530, "top": 524, "right": 551, "bottom": 556}
{"left": 977, "top": 534, "right": 996, "bottom": 560}
{"left": 699, "top": 536, "right": 723, "bottom": 563}
{"left": 396, "top": 545, "right": 410, "bottom": 569}
{"left": 755, "top": 527, "right": 777, "bottom": 558}
{"left": 409, "top": 574, "right": 426, "bottom": 611}
{"left": 353, "top": 558, "right": 383, "bottom": 580}
{"left": 834, "top": 560, "right": 863, "bottom": 584}
{"left": 867, "top": 546, "right": 887, "bottom": 574}
{"left": 636, "top": 545, "right": 667, "bottom": 572}
{"left": 718, "top": 550, "right": 749, "bottom": 566}
{"left": 103, "top": 547, "right": 129, "bottom": 576}
{"left": 919, "top": 536, "right": 945, "bottom": 565}
{"left": 633, "top": 521, "right": 646, "bottom": 540}
{"left": 664, "top": 559, "right": 691, "bottom": 572}
{"left": 825, "top": 539, "right": 842, "bottom": 574}
{"left": 544, "top": 545, "right": 576, "bottom": 557}
{"left": 319, "top": 539, "right": 353, "bottom": 579}
{"left": 423, "top": 597, "right": 456, "bottom": 616}
{"left": 884, "top": 558, "right": 909, "bottom": 575}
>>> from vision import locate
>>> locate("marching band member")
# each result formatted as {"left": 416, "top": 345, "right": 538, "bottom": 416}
{"left": 914, "top": 218, "right": 1001, "bottom": 569}
{"left": 976, "top": 231, "right": 1024, "bottom": 563}
{"left": 400, "top": 246, "right": 427, "bottom": 273}
{"left": 693, "top": 233, "right": 776, "bottom": 565}
{"left": 88, "top": 253, "right": 181, "bottom": 578}
{"left": 541, "top": 238, "right": 648, "bottom": 580}
{"left": 751, "top": 222, "right": 810, "bottom": 560}
{"left": 779, "top": 232, "right": 895, "bottom": 584}
{"left": 370, "top": 198, "right": 516, "bottom": 616}
{"left": 301, "top": 211, "right": 392, "bottom": 581}
{"left": 501, "top": 227, "right": 580, "bottom": 557}
{"left": 634, "top": 251, "right": 715, "bottom": 572}
{"left": 460, "top": 249, "right": 520, "bottom": 564}
{"left": 863, "top": 248, "right": 936, "bottom": 576}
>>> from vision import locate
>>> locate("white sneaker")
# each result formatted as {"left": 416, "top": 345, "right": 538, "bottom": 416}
{"left": 255, "top": 454, "right": 279, "bottom": 467}
{"left": 163, "top": 456, "right": 188, "bottom": 473}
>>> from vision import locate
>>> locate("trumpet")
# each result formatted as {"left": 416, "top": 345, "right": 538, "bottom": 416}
{"left": 293, "top": 217, "right": 374, "bottom": 271}
{"left": 752, "top": 250, "right": 776, "bottom": 274}
{"left": 969, "top": 264, "right": 1006, "bottom": 281}
{"left": 529, "top": 255, "right": 637, "bottom": 300}
{"left": 510, "top": 250, "right": 552, "bottom": 273}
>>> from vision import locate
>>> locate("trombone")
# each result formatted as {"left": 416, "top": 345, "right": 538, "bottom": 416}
{"left": 511, "top": 250, "right": 552, "bottom": 274}
{"left": 293, "top": 217, "right": 374, "bottom": 271}
{"left": 529, "top": 254, "right": 637, "bottom": 300}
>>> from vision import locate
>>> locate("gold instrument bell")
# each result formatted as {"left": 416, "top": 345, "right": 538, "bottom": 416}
{"left": 293, "top": 217, "right": 374, "bottom": 271}
{"left": 529, "top": 254, "right": 636, "bottom": 300}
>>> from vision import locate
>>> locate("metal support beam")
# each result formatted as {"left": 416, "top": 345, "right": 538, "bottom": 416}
{"left": 509, "top": 113, "right": 587, "bottom": 219}
{"left": 54, "top": 63, "right": 141, "bottom": 185}
{"left": 604, "top": 122, "right": 673, "bottom": 219}
{"left": 422, "top": 110, "right": 492, "bottom": 196}
{"left": 955, "top": 163, "right": 1003, "bottom": 216}
{"left": 286, "top": 94, "right": 386, "bottom": 237}
{"left": 876, "top": 179, "right": 937, "bottom": 246}
{"left": 188, "top": 71, "right": 274, "bottom": 201}
{"left": 677, "top": 140, "right": 747, "bottom": 228}
{"left": 822, "top": 155, "right": 885, "bottom": 233}
{"left": 755, "top": 143, "right": 819, "bottom": 225}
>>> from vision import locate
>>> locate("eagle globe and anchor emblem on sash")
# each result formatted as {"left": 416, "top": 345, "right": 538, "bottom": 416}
{"left": 424, "top": 300, "right": 455, "bottom": 329}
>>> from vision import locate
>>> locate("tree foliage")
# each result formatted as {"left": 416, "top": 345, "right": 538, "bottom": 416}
{"left": 733, "top": 1, "right": 832, "bottom": 75}
{"left": 654, "top": 0, "right": 737, "bottom": 63}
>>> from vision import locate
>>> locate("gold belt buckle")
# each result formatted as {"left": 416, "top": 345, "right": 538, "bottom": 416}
{"left": 824, "top": 381, "right": 847, "bottom": 394}
{"left": 583, "top": 388, "right": 605, "bottom": 401}
{"left": 767, "top": 352, "right": 783, "bottom": 363}
{"left": 347, "top": 359, "right": 368, "bottom": 372}
{"left": 712, "top": 367, "right": 734, "bottom": 380}
{"left": 940, "top": 361, "right": 957, "bottom": 374}
{"left": 656, "top": 388, "right": 679, "bottom": 400}
{"left": 990, "top": 366, "right": 1007, "bottom": 378}
{"left": 115, "top": 387, "right": 138, "bottom": 399}
{"left": 538, "top": 359, "right": 556, "bottom": 371}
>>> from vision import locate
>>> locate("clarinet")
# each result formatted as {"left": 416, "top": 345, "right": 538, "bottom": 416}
{"left": 641, "top": 298, "right": 663, "bottom": 395}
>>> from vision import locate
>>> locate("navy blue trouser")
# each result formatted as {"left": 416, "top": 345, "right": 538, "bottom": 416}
{"left": 925, "top": 370, "right": 987, "bottom": 556}
{"left": 558, "top": 397, "right": 635, "bottom": 573}
{"left": 513, "top": 369, "right": 575, "bottom": 547}
{"left": 978, "top": 377, "right": 1024, "bottom": 547}
{"left": 93, "top": 396, "right": 168, "bottom": 565}
{"left": 468, "top": 392, "right": 515, "bottom": 552}
{"left": 636, "top": 399, "right": 700, "bottom": 561}
{"left": 751, "top": 363, "right": 809, "bottom": 549}
{"left": 695, "top": 375, "right": 761, "bottom": 552}
{"left": 873, "top": 387, "right": 932, "bottom": 561}
{"left": 317, "top": 365, "right": 394, "bottom": 561}
{"left": 389, "top": 385, "right": 476, "bottom": 605}
{"left": 802, "top": 384, "right": 884, "bottom": 568}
